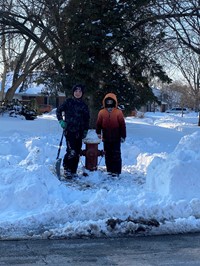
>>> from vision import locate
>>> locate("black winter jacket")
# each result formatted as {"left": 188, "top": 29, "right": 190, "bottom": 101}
{"left": 56, "top": 98, "right": 90, "bottom": 134}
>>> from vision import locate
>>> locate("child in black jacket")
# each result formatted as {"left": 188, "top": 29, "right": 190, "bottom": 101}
{"left": 56, "top": 84, "right": 90, "bottom": 178}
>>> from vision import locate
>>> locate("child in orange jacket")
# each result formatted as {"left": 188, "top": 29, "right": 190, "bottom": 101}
{"left": 96, "top": 93, "right": 126, "bottom": 176}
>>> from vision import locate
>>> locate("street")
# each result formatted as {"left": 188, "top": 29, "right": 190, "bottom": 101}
{"left": 0, "top": 233, "right": 200, "bottom": 265}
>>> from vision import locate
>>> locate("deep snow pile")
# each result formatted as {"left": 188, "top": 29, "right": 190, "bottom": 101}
{"left": 0, "top": 111, "right": 200, "bottom": 240}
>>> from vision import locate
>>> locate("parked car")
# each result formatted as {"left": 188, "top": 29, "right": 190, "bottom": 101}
{"left": 38, "top": 104, "right": 52, "bottom": 114}
{"left": 165, "top": 107, "right": 189, "bottom": 114}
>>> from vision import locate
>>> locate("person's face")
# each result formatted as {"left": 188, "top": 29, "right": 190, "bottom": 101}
{"left": 74, "top": 88, "right": 82, "bottom": 99}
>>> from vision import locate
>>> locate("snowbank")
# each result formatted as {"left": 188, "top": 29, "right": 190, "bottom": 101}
{"left": 0, "top": 112, "right": 200, "bottom": 239}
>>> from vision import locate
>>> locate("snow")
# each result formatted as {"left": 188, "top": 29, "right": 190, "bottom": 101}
{"left": 0, "top": 111, "right": 200, "bottom": 239}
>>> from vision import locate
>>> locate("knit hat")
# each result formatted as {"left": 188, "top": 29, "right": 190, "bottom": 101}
{"left": 72, "top": 84, "right": 85, "bottom": 95}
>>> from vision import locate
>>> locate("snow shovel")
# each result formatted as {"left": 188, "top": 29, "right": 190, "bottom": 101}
{"left": 55, "top": 131, "right": 64, "bottom": 179}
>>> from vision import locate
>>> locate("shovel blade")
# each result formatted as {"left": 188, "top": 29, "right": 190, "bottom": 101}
{"left": 55, "top": 158, "right": 62, "bottom": 179}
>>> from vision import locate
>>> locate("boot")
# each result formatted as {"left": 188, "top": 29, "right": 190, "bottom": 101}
{"left": 63, "top": 169, "right": 73, "bottom": 179}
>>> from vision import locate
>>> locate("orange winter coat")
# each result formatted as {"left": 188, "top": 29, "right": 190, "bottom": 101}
{"left": 96, "top": 93, "right": 126, "bottom": 142}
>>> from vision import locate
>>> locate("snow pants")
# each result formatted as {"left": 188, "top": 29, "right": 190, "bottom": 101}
{"left": 63, "top": 131, "right": 82, "bottom": 174}
{"left": 103, "top": 140, "right": 122, "bottom": 175}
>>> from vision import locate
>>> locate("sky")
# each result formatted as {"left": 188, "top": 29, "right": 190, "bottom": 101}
{"left": 0, "top": 110, "right": 200, "bottom": 240}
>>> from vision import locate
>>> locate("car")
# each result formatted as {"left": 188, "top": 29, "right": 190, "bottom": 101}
{"left": 165, "top": 107, "right": 189, "bottom": 114}
{"left": 38, "top": 104, "right": 52, "bottom": 114}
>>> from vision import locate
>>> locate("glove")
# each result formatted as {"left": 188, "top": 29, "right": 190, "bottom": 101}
{"left": 121, "top": 137, "right": 125, "bottom": 143}
{"left": 59, "top": 120, "right": 67, "bottom": 129}
{"left": 82, "top": 130, "right": 88, "bottom": 139}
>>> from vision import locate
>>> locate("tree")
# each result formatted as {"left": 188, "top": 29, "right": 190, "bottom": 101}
{"left": 167, "top": 48, "right": 200, "bottom": 110}
{"left": 161, "top": 81, "right": 189, "bottom": 108}
{"left": 48, "top": 0, "right": 171, "bottom": 112}
{"left": 159, "top": 0, "right": 200, "bottom": 55}
{"left": 0, "top": 27, "right": 9, "bottom": 101}
{"left": 157, "top": 0, "right": 200, "bottom": 124}
{"left": 1, "top": 0, "right": 199, "bottom": 122}
{"left": 0, "top": 0, "right": 51, "bottom": 102}
{"left": 0, "top": 1, "right": 170, "bottom": 100}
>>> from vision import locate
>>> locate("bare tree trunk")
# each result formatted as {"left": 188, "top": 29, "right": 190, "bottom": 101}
{"left": 4, "top": 75, "right": 26, "bottom": 102}
{"left": 198, "top": 111, "right": 200, "bottom": 126}
{"left": 86, "top": 94, "right": 99, "bottom": 129}
{"left": 0, "top": 27, "right": 8, "bottom": 101}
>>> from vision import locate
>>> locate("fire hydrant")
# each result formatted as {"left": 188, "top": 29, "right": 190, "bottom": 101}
{"left": 81, "top": 130, "right": 104, "bottom": 171}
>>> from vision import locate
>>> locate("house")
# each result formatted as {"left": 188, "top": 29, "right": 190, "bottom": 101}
{"left": 138, "top": 87, "right": 168, "bottom": 113}
{"left": 0, "top": 72, "right": 66, "bottom": 111}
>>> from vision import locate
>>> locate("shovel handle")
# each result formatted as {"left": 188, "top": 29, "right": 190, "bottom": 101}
{"left": 56, "top": 131, "right": 64, "bottom": 160}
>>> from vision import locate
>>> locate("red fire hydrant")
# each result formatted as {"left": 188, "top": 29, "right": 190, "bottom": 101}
{"left": 81, "top": 130, "right": 104, "bottom": 171}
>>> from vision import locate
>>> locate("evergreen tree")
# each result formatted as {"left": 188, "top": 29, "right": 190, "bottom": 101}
{"left": 59, "top": 0, "right": 170, "bottom": 113}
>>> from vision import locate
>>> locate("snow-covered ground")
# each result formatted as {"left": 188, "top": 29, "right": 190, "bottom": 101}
{"left": 0, "top": 110, "right": 200, "bottom": 240}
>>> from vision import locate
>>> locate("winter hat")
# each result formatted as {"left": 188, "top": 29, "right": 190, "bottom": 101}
{"left": 72, "top": 84, "right": 85, "bottom": 95}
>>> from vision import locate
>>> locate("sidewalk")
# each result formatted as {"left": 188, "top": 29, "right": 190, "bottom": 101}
{"left": 1, "top": 233, "right": 200, "bottom": 265}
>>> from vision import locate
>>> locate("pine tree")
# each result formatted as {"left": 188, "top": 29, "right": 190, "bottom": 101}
{"left": 60, "top": 0, "right": 170, "bottom": 114}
